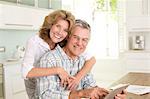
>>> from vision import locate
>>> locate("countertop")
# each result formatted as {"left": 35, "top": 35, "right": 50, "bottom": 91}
{"left": 0, "top": 59, "right": 21, "bottom": 66}
{"left": 110, "top": 72, "right": 150, "bottom": 99}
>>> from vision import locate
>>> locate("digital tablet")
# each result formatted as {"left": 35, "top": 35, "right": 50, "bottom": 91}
{"left": 104, "top": 84, "right": 129, "bottom": 99}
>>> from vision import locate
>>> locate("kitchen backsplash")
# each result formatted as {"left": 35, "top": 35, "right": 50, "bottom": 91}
{"left": 0, "top": 29, "right": 37, "bottom": 60}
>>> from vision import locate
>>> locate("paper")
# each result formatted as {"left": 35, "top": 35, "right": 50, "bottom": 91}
{"left": 126, "top": 85, "right": 150, "bottom": 95}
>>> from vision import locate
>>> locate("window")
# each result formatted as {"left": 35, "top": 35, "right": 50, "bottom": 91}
{"left": 87, "top": 0, "right": 126, "bottom": 59}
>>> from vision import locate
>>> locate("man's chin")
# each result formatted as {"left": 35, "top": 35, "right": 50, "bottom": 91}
{"left": 74, "top": 52, "right": 82, "bottom": 57}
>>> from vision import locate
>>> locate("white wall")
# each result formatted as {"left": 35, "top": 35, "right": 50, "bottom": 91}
{"left": 91, "top": 54, "right": 127, "bottom": 88}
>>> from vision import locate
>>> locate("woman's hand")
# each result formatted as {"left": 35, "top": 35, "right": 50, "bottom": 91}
{"left": 66, "top": 75, "right": 82, "bottom": 90}
{"left": 56, "top": 67, "right": 74, "bottom": 87}
{"left": 66, "top": 77, "right": 78, "bottom": 90}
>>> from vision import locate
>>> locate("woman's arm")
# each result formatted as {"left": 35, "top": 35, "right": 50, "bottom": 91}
{"left": 26, "top": 67, "right": 67, "bottom": 78}
{"left": 21, "top": 36, "right": 70, "bottom": 79}
{"left": 75, "top": 56, "right": 96, "bottom": 79}
{"left": 67, "top": 56, "right": 96, "bottom": 90}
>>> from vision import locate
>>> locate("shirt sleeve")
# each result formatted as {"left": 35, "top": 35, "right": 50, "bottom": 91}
{"left": 21, "top": 37, "right": 36, "bottom": 79}
{"left": 80, "top": 51, "right": 93, "bottom": 61}
{"left": 81, "top": 73, "right": 96, "bottom": 89}
{"left": 39, "top": 88, "right": 70, "bottom": 99}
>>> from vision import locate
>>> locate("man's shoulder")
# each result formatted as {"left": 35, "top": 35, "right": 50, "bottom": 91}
{"left": 78, "top": 55, "right": 86, "bottom": 62}
{"left": 41, "top": 45, "right": 62, "bottom": 60}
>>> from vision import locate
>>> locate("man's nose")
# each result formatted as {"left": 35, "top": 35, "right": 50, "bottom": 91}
{"left": 76, "top": 39, "right": 82, "bottom": 46}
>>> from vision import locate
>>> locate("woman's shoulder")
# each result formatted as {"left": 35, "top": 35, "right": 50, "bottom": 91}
{"left": 27, "top": 34, "right": 42, "bottom": 43}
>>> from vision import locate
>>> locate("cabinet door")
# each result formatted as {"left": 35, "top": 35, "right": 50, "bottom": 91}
{"left": 31, "top": 9, "right": 53, "bottom": 30}
{"left": 0, "top": 4, "right": 52, "bottom": 30}
{"left": 126, "top": 0, "right": 144, "bottom": 17}
{"left": 1, "top": 0, "right": 17, "bottom": 3}
{"left": 18, "top": 0, "right": 35, "bottom": 6}
{"left": 126, "top": 16, "right": 150, "bottom": 32}
{"left": 3, "top": 64, "right": 28, "bottom": 99}
{"left": 38, "top": 0, "right": 50, "bottom": 9}
{"left": 125, "top": 52, "right": 150, "bottom": 72}
{"left": 126, "top": 0, "right": 150, "bottom": 32}
{"left": 51, "top": 0, "right": 62, "bottom": 9}
{"left": 0, "top": 4, "right": 34, "bottom": 30}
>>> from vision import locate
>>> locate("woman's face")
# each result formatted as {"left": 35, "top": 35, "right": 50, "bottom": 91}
{"left": 50, "top": 19, "right": 69, "bottom": 43}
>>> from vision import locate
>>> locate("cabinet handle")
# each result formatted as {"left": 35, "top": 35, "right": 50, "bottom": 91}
{"left": 4, "top": 23, "right": 33, "bottom": 27}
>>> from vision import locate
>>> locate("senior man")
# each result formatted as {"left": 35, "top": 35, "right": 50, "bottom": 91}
{"left": 37, "top": 19, "right": 126, "bottom": 99}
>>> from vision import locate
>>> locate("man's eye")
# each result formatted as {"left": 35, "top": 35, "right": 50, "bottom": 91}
{"left": 74, "top": 36, "right": 79, "bottom": 40}
{"left": 83, "top": 39, "right": 88, "bottom": 43}
{"left": 64, "top": 30, "right": 69, "bottom": 33}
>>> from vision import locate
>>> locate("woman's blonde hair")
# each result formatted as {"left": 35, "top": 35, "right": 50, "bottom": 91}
{"left": 39, "top": 10, "right": 75, "bottom": 45}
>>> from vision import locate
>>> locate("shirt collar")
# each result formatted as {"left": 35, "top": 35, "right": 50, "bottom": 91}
{"left": 56, "top": 45, "right": 79, "bottom": 61}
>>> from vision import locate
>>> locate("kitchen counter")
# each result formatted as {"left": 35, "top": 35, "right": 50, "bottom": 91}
{"left": 0, "top": 59, "right": 21, "bottom": 66}
{"left": 0, "top": 59, "right": 22, "bottom": 99}
{"left": 110, "top": 72, "right": 150, "bottom": 99}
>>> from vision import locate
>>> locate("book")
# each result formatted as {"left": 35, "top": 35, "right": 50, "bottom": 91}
{"left": 104, "top": 84, "right": 129, "bottom": 99}
{"left": 126, "top": 85, "right": 150, "bottom": 95}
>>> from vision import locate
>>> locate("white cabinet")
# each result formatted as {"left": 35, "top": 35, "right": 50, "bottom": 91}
{"left": 0, "top": 4, "right": 52, "bottom": 30}
{"left": 125, "top": 51, "right": 150, "bottom": 72}
{"left": 126, "top": 0, "right": 150, "bottom": 17}
{"left": 126, "top": 0, "right": 150, "bottom": 32}
{"left": 50, "top": 0, "right": 74, "bottom": 12}
{"left": 3, "top": 63, "right": 28, "bottom": 99}
{"left": 126, "top": 0, "right": 143, "bottom": 17}
{"left": 127, "top": 16, "right": 150, "bottom": 32}
{"left": 0, "top": 0, "right": 51, "bottom": 9}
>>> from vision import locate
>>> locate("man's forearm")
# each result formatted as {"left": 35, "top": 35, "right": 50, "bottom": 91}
{"left": 69, "top": 90, "right": 80, "bottom": 99}
{"left": 69, "top": 90, "right": 89, "bottom": 99}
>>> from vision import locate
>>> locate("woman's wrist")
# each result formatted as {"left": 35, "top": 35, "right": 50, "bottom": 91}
{"left": 75, "top": 73, "right": 83, "bottom": 80}
{"left": 54, "top": 67, "right": 61, "bottom": 75}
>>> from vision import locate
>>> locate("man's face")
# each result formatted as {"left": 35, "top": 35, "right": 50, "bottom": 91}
{"left": 65, "top": 26, "right": 90, "bottom": 59}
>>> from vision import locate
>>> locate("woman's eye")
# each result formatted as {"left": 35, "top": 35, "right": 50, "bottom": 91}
{"left": 56, "top": 24, "right": 60, "bottom": 28}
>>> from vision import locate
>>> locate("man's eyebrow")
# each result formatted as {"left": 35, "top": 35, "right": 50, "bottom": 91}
{"left": 72, "top": 34, "right": 89, "bottom": 39}
{"left": 72, "top": 34, "right": 78, "bottom": 37}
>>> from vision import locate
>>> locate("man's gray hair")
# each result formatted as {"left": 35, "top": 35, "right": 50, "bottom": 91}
{"left": 75, "top": 19, "right": 91, "bottom": 32}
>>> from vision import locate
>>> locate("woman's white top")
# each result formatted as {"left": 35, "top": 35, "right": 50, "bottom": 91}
{"left": 21, "top": 35, "right": 93, "bottom": 79}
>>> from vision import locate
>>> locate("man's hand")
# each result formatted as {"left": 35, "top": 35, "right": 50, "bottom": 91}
{"left": 69, "top": 86, "right": 109, "bottom": 99}
{"left": 88, "top": 87, "right": 109, "bottom": 99}
{"left": 115, "top": 90, "right": 127, "bottom": 99}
